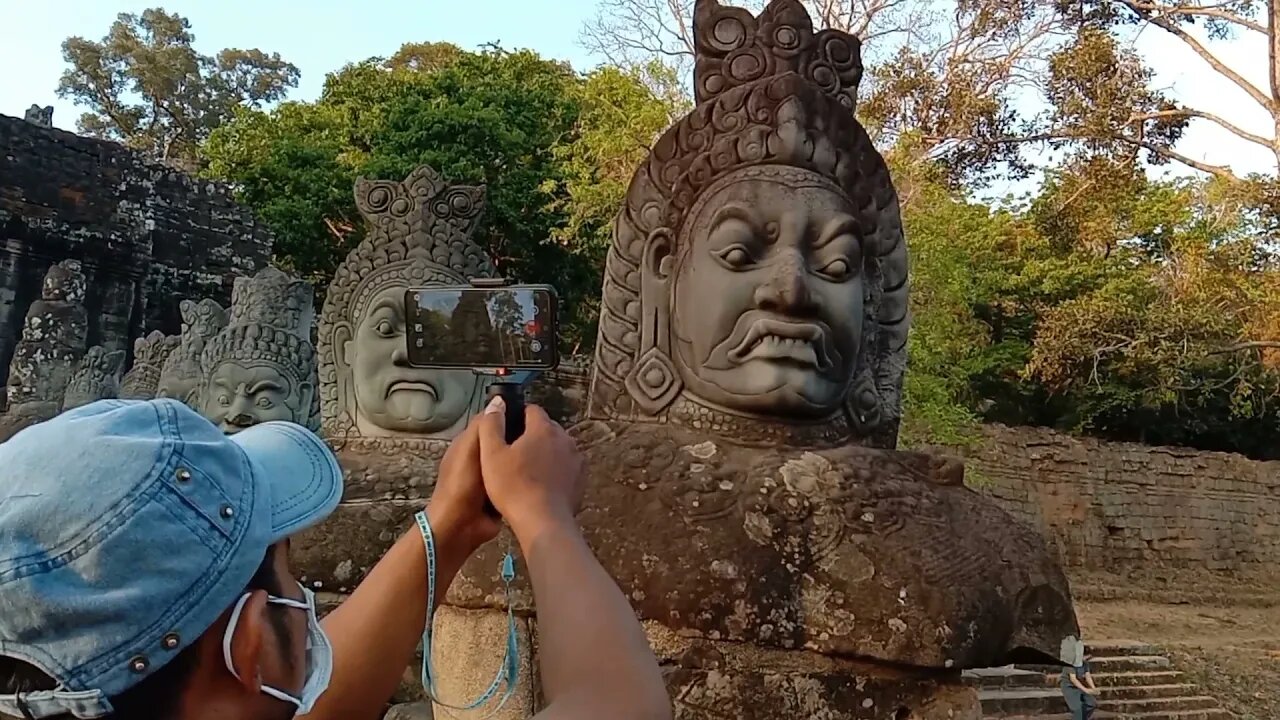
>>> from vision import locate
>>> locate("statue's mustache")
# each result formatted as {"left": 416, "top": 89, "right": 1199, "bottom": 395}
{"left": 703, "top": 311, "right": 836, "bottom": 371}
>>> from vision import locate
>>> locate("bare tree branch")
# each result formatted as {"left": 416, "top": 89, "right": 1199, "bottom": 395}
{"left": 1116, "top": 0, "right": 1275, "bottom": 112}
{"left": 1126, "top": 0, "right": 1269, "bottom": 35}
{"left": 1131, "top": 108, "right": 1274, "bottom": 148}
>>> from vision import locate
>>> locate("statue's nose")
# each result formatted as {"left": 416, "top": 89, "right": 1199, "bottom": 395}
{"left": 226, "top": 412, "right": 257, "bottom": 428}
{"left": 753, "top": 251, "right": 815, "bottom": 315}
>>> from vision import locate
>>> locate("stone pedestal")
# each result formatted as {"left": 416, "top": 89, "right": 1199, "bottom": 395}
{"left": 428, "top": 607, "right": 537, "bottom": 720}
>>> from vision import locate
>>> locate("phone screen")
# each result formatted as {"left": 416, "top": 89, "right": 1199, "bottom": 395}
{"left": 404, "top": 285, "right": 558, "bottom": 370}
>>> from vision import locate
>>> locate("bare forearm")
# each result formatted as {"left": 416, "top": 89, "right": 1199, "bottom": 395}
{"left": 520, "top": 517, "right": 670, "bottom": 720}
{"left": 309, "top": 508, "right": 474, "bottom": 720}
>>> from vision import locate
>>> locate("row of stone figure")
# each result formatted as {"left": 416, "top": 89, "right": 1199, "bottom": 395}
{"left": 1, "top": 162, "right": 500, "bottom": 441}
{"left": 0, "top": 259, "right": 322, "bottom": 436}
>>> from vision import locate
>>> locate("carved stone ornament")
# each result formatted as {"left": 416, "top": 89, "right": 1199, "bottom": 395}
{"left": 119, "top": 331, "right": 180, "bottom": 400}
{"left": 62, "top": 346, "right": 126, "bottom": 410}
{"left": 199, "top": 267, "right": 319, "bottom": 433}
{"left": 588, "top": 0, "right": 906, "bottom": 450}
{"left": 6, "top": 260, "right": 88, "bottom": 416}
{"left": 157, "top": 299, "right": 228, "bottom": 409}
{"left": 24, "top": 104, "right": 53, "bottom": 127}
{"left": 318, "top": 164, "right": 496, "bottom": 443}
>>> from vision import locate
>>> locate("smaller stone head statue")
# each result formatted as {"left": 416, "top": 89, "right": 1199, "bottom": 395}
{"left": 119, "top": 331, "right": 181, "bottom": 400}
{"left": 157, "top": 299, "right": 228, "bottom": 408}
{"left": 588, "top": 0, "right": 909, "bottom": 447}
{"left": 319, "top": 164, "right": 495, "bottom": 440}
{"left": 41, "top": 260, "right": 86, "bottom": 305}
{"left": 200, "top": 267, "right": 318, "bottom": 434}
{"left": 24, "top": 104, "right": 53, "bottom": 127}
{"left": 62, "top": 346, "right": 126, "bottom": 411}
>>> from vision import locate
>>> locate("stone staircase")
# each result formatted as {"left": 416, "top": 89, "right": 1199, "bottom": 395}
{"left": 964, "top": 640, "right": 1233, "bottom": 719}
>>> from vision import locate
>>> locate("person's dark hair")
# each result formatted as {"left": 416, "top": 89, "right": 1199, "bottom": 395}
{"left": 0, "top": 546, "right": 291, "bottom": 720}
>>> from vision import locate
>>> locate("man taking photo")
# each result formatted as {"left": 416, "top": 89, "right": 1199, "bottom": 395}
{"left": 0, "top": 396, "right": 671, "bottom": 720}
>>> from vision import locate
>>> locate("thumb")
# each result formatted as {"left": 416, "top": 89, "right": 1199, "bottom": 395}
{"left": 478, "top": 394, "right": 509, "bottom": 454}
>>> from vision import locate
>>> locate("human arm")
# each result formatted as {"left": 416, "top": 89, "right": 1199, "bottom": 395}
{"left": 478, "top": 399, "right": 671, "bottom": 720}
{"left": 305, "top": 418, "right": 499, "bottom": 720}
{"left": 1084, "top": 671, "right": 1098, "bottom": 693}
{"left": 1068, "top": 672, "right": 1094, "bottom": 695}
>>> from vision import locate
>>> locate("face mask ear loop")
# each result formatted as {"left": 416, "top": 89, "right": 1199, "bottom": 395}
{"left": 222, "top": 593, "right": 255, "bottom": 682}
{"left": 15, "top": 692, "right": 36, "bottom": 720}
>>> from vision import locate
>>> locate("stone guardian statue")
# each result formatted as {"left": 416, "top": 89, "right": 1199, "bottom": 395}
{"left": 447, "top": 2, "right": 1080, "bottom": 718}
{"left": 119, "top": 331, "right": 180, "bottom": 400}
{"left": 318, "top": 164, "right": 496, "bottom": 441}
{"left": 199, "top": 267, "right": 319, "bottom": 433}
{"left": 156, "top": 299, "right": 228, "bottom": 408}
{"left": 5, "top": 260, "right": 88, "bottom": 419}
{"left": 62, "top": 346, "right": 126, "bottom": 410}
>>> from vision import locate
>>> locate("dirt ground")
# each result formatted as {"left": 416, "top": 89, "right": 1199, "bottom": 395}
{"left": 1078, "top": 601, "right": 1280, "bottom": 720}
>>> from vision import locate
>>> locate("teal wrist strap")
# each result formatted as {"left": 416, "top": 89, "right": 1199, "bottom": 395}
{"left": 416, "top": 510, "right": 520, "bottom": 717}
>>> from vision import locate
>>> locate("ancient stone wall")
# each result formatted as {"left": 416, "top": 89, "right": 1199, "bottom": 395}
{"left": 962, "top": 424, "right": 1280, "bottom": 576}
{"left": 0, "top": 113, "right": 271, "bottom": 385}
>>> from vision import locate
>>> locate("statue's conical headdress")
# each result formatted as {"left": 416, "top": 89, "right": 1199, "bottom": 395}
{"left": 201, "top": 267, "right": 316, "bottom": 380}
{"left": 588, "top": 0, "right": 909, "bottom": 447}
{"left": 318, "top": 164, "right": 495, "bottom": 435}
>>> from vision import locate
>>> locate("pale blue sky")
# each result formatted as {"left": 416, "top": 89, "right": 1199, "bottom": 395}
{"left": 0, "top": 0, "right": 599, "bottom": 126}
{"left": 0, "top": 0, "right": 1272, "bottom": 192}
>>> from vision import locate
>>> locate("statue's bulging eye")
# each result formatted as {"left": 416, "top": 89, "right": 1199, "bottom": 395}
{"left": 218, "top": 394, "right": 230, "bottom": 407}
{"left": 375, "top": 318, "right": 396, "bottom": 337}
{"left": 717, "top": 246, "right": 753, "bottom": 269}
{"left": 818, "top": 258, "right": 853, "bottom": 280}
{"left": 256, "top": 396, "right": 273, "bottom": 409}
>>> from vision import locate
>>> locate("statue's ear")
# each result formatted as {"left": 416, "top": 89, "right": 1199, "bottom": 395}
{"left": 298, "top": 379, "right": 316, "bottom": 418}
{"left": 642, "top": 228, "right": 676, "bottom": 280}
{"left": 335, "top": 322, "right": 354, "bottom": 370}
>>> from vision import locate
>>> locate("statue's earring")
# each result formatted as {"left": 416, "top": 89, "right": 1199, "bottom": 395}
{"left": 626, "top": 229, "right": 682, "bottom": 415}
{"left": 847, "top": 367, "right": 882, "bottom": 435}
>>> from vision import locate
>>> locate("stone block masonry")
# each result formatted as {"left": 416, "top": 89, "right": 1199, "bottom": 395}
{"left": 0, "top": 112, "right": 271, "bottom": 385}
{"left": 962, "top": 424, "right": 1280, "bottom": 576}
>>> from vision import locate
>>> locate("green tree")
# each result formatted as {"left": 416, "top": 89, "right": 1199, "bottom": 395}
{"left": 204, "top": 44, "right": 672, "bottom": 352}
{"left": 58, "top": 8, "right": 298, "bottom": 169}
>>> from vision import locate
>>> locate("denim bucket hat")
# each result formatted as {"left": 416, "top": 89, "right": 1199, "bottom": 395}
{"left": 0, "top": 399, "right": 343, "bottom": 718}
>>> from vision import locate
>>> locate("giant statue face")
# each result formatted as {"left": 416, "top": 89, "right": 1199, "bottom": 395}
{"left": 664, "top": 169, "right": 863, "bottom": 417}
{"left": 202, "top": 361, "right": 313, "bottom": 434}
{"left": 336, "top": 282, "right": 477, "bottom": 436}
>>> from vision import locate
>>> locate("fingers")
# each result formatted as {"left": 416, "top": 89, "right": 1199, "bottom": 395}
{"left": 477, "top": 394, "right": 509, "bottom": 452}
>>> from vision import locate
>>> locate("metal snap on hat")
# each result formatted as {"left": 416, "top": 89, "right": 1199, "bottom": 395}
{"left": 0, "top": 399, "right": 343, "bottom": 719}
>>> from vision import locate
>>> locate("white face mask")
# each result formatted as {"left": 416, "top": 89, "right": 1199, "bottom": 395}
{"left": 222, "top": 584, "right": 333, "bottom": 714}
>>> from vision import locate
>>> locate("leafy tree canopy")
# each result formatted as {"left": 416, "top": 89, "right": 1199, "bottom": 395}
{"left": 59, "top": 8, "right": 298, "bottom": 169}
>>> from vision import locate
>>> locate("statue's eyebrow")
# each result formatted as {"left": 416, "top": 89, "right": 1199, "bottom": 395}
{"left": 248, "top": 379, "right": 284, "bottom": 394}
{"left": 708, "top": 205, "right": 762, "bottom": 240}
{"left": 813, "top": 215, "right": 859, "bottom": 250}
{"left": 369, "top": 297, "right": 403, "bottom": 319}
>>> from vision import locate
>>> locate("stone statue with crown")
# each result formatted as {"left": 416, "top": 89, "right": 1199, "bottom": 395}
{"left": 0, "top": 260, "right": 89, "bottom": 438}
{"left": 157, "top": 299, "right": 228, "bottom": 408}
{"left": 62, "top": 346, "right": 126, "bottom": 411}
{"left": 318, "top": 164, "right": 495, "bottom": 457}
{"left": 197, "top": 266, "right": 319, "bottom": 433}
{"left": 119, "top": 331, "right": 181, "bottom": 400}
{"left": 442, "top": 2, "right": 1080, "bottom": 717}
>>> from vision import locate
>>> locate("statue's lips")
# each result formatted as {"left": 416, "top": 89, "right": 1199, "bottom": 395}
{"left": 724, "top": 318, "right": 834, "bottom": 371}
{"left": 386, "top": 381, "right": 437, "bottom": 400}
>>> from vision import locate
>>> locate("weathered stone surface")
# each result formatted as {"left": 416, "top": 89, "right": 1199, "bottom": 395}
{"left": 444, "top": 421, "right": 1077, "bottom": 670}
{"left": 428, "top": 607, "right": 536, "bottom": 720}
{"left": 6, "top": 259, "right": 87, "bottom": 417}
{"left": 383, "top": 702, "right": 432, "bottom": 720}
{"left": 119, "top": 331, "right": 179, "bottom": 399}
{"left": 0, "top": 113, "right": 270, "bottom": 391}
{"left": 198, "top": 267, "right": 318, "bottom": 432}
{"left": 62, "top": 345, "right": 125, "bottom": 410}
{"left": 958, "top": 424, "right": 1280, "bottom": 575}
{"left": 647, "top": 622, "right": 979, "bottom": 719}
{"left": 318, "top": 165, "right": 494, "bottom": 442}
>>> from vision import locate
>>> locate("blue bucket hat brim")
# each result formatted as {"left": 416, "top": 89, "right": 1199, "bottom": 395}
{"left": 229, "top": 421, "right": 344, "bottom": 541}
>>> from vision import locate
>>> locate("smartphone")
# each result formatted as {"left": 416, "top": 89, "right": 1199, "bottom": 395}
{"left": 404, "top": 284, "right": 559, "bottom": 370}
